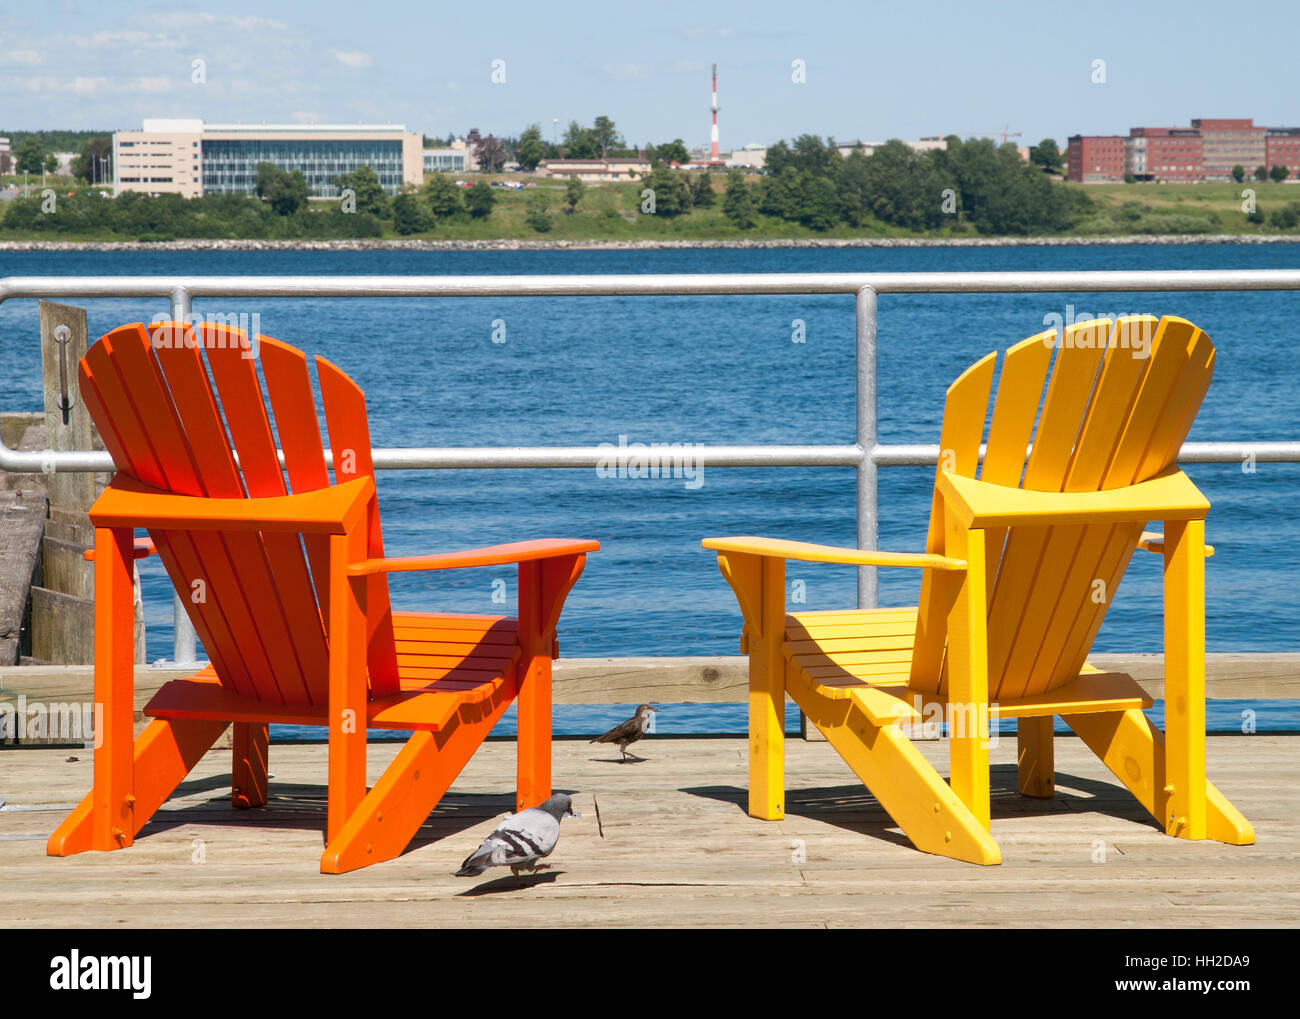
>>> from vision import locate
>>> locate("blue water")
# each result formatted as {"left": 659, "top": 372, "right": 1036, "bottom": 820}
{"left": 2, "top": 243, "right": 1297, "bottom": 733}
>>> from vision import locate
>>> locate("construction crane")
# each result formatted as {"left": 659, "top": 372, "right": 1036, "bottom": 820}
{"left": 956, "top": 125, "right": 1023, "bottom": 145}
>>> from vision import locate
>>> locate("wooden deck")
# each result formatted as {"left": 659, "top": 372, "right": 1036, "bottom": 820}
{"left": 2, "top": 733, "right": 1294, "bottom": 928}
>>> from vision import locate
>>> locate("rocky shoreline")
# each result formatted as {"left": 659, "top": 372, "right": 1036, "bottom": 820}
{"left": 1, "top": 234, "right": 1298, "bottom": 253}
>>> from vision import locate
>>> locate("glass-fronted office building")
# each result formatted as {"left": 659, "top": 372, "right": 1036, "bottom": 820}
{"left": 114, "top": 120, "right": 423, "bottom": 199}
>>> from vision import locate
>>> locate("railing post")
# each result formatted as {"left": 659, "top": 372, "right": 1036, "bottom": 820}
{"left": 167, "top": 286, "right": 199, "bottom": 666}
{"left": 856, "top": 285, "right": 879, "bottom": 609}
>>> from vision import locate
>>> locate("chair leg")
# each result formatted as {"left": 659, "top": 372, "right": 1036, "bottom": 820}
{"left": 1066, "top": 709, "right": 1253, "bottom": 845}
{"left": 320, "top": 682, "right": 514, "bottom": 874}
{"left": 232, "top": 722, "right": 269, "bottom": 809}
{"left": 49, "top": 716, "right": 228, "bottom": 856}
{"left": 748, "top": 556, "right": 787, "bottom": 820}
{"left": 1163, "top": 518, "right": 1207, "bottom": 839}
{"left": 1017, "top": 716, "right": 1055, "bottom": 798}
{"left": 515, "top": 653, "right": 552, "bottom": 812}
{"left": 790, "top": 669, "right": 1001, "bottom": 865}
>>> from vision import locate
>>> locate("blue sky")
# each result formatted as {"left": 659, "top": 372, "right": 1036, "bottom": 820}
{"left": 2, "top": 0, "right": 1297, "bottom": 147}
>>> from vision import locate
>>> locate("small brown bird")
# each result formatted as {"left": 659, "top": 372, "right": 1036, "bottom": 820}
{"left": 591, "top": 704, "right": 657, "bottom": 762}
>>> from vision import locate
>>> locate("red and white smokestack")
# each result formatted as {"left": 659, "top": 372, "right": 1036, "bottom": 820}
{"left": 710, "top": 63, "right": 719, "bottom": 162}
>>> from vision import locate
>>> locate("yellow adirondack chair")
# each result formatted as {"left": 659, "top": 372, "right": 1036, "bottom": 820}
{"left": 704, "top": 315, "right": 1254, "bottom": 865}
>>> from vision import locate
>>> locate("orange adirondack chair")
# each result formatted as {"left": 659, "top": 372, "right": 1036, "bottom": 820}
{"left": 47, "top": 320, "right": 597, "bottom": 873}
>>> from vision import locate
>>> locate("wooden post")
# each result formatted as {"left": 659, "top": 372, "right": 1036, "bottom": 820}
{"left": 38, "top": 302, "right": 95, "bottom": 514}
{"left": 35, "top": 302, "right": 146, "bottom": 665}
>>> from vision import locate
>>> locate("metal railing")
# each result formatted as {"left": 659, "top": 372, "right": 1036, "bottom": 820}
{"left": 3, "top": 269, "right": 1300, "bottom": 664}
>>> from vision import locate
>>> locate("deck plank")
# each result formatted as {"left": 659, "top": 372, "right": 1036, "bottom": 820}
{"left": 0, "top": 734, "right": 1293, "bottom": 928}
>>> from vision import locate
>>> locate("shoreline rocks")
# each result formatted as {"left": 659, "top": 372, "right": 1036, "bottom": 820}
{"left": 0, "top": 234, "right": 1298, "bottom": 253}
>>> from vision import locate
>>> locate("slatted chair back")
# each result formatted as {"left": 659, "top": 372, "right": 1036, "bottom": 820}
{"left": 78, "top": 320, "right": 400, "bottom": 706}
{"left": 908, "top": 315, "right": 1216, "bottom": 700}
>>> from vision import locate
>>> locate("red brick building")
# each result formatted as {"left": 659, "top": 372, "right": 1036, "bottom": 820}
{"left": 1066, "top": 117, "right": 1300, "bottom": 183}
{"left": 1191, "top": 118, "right": 1266, "bottom": 180}
{"left": 1066, "top": 135, "right": 1127, "bottom": 182}
{"left": 1127, "top": 127, "right": 1203, "bottom": 182}
{"left": 1266, "top": 128, "right": 1300, "bottom": 179}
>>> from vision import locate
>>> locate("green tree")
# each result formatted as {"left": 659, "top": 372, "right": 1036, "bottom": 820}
{"left": 722, "top": 170, "right": 758, "bottom": 229}
{"left": 423, "top": 174, "right": 464, "bottom": 219}
{"left": 649, "top": 138, "right": 688, "bottom": 165}
{"left": 763, "top": 140, "right": 794, "bottom": 176}
{"left": 15, "top": 137, "right": 44, "bottom": 174}
{"left": 524, "top": 192, "right": 552, "bottom": 232}
{"left": 591, "top": 115, "right": 624, "bottom": 158}
{"left": 333, "top": 165, "right": 388, "bottom": 216}
{"left": 1254, "top": 165, "right": 1268, "bottom": 182}
{"left": 475, "top": 136, "right": 507, "bottom": 172}
{"left": 517, "top": 124, "right": 546, "bottom": 171}
{"left": 1029, "top": 138, "right": 1062, "bottom": 174}
{"left": 564, "top": 175, "right": 585, "bottom": 213}
{"left": 72, "top": 137, "right": 112, "bottom": 183}
{"left": 788, "top": 134, "right": 841, "bottom": 177}
{"left": 1270, "top": 165, "right": 1291, "bottom": 183}
{"left": 640, "top": 165, "right": 689, "bottom": 216}
{"left": 758, "top": 167, "right": 800, "bottom": 220}
{"left": 795, "top": 174, "right": 840, "bottom": 230}
{"left": 562, "top": 121, "right": 596, "bottom": 158}
{"left": 254, "top": 162, "right": 311, "bottom": 215}
{"left": 44, "top": 153, "right": 58, "bottom": 174}
{"left": 391, "top": 192, "right": 431, "bottom": 234}
{"left": 691, "top": 174, "right": 716, "bottom": 207}
{"left": 1231, "top": 165, "right": 1245, "bottom": 183}
{"left": 465, "top": 180, "right": 495, "bottom": 218}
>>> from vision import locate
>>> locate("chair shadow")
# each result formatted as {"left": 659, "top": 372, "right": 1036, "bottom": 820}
{"left": 139, "top": 782, "right": 551, "bottom": 854}
{"left": 680, "top": 763, "right": 1162, "bottom": 849}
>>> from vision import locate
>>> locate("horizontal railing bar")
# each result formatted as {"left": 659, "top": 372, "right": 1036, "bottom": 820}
{"left": 5, "top": 269, "right": 1300, "bottom": 302}
{"left": 4, "top": 442, "right": 1297, "bottom": 474}
{"left": 872, "top": 441, "right": 1300, "bottom": 466}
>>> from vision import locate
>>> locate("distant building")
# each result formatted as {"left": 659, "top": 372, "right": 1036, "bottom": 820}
{"left": 423, "top": 141, "right": 468, "bottom": 173}
{"left": 1266, "top": 127, "right": 1300, "bottom": 179}
{"left": 725, "top": 144, "right": 767, "bottom": 169}
{"left": 1067, "top": 117, "right": 1299, "bottom": 183}
{"left": 835, "top": 137, "right": 949, "bottom": 160}
{"left": 113, "top": 119, "right": 423, "bottom": 198}
{"left": 1192, "top": 118, "right": 1265, "bottom": 181}
{"left": 538, "top": 157, "right": 650, "bottom": 182}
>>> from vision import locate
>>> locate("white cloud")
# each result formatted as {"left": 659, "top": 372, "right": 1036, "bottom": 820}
{"left": 150, "top": 13, "right": 289, "bottom": 32}
{"left": 331, "top": 49, "right": 372, "bottom": 68}
{"left": 680, "top": 27, "right": 734, "bottom": 41}
{"left": 604, "top": 62, "right": 649, "bottom": 81}
{"left": 135, "top": 76, "right": 173, "bottom": 92}
{"left": 0, "top": 49, "right": 44, "bottom": 66}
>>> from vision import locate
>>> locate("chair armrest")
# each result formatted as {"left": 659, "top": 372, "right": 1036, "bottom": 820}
{"left": 937, "top": 467, "right": 1210, "bottom": 529}
{"left": 347, "top": 538, "right": 600, "bottom": 576}
{"left": 1136, "top": 530, "right": 1215, "bottom": 557}
{"left": 88, "top": 474, "right": 374, "bottom": 534}
{"left": 701, "top": 536, "right": 966, "bottom": 571}
{"left": 83, "top": 537, "right": 156, "bottom": 562}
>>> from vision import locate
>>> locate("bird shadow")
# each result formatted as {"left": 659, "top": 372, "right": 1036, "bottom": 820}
{"left": 588, "top": 755, "right": 648, "bottom": 765}
{"left": 456, "top": 870, "right": 564, "bottom": 896}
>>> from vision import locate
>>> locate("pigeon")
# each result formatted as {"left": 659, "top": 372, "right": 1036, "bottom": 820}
{"left": 591, "top": 703, "right": 657, "bottom": 761}
{"left": 456, "top": 793, "right": 577, "bottom": 879}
